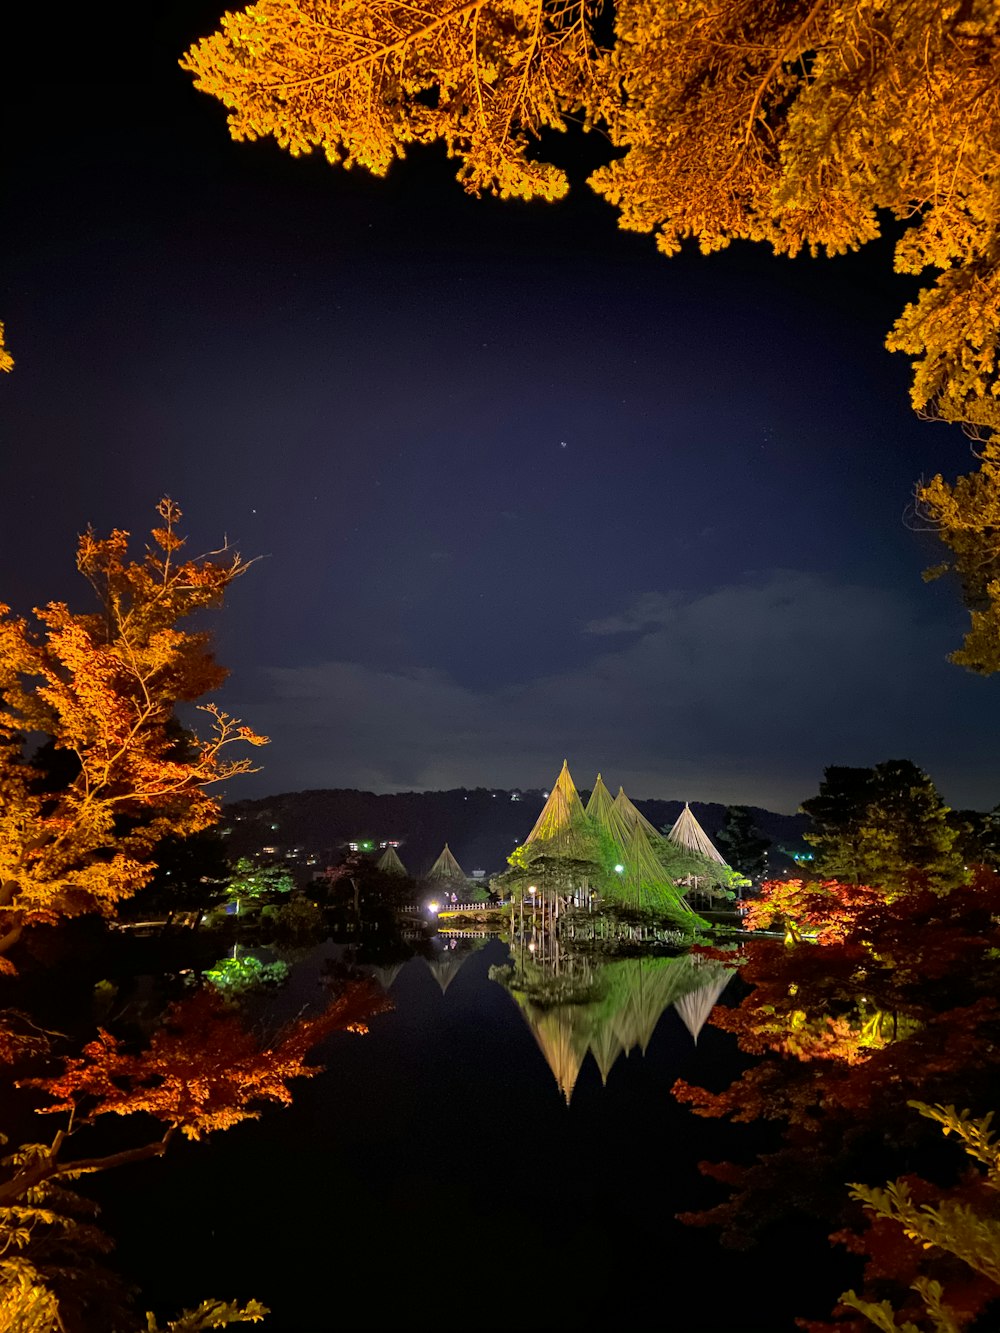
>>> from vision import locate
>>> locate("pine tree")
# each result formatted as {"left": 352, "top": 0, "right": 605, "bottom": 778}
{"left": 716, "top": 806, "right": 771, "bottom": 881}
{"left": 802, "top": 761, "right": 965, "bottom": 896}
{"left": 802, "top": 766, "right": 877, "bottom": 883}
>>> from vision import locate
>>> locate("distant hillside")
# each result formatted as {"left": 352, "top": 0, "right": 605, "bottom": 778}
{"left": 223, "top": 787, "right": 811, "bottom": 879}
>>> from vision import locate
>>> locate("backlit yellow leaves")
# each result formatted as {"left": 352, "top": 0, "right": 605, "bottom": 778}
{"left": 184, "top": 0, "right": 1000, "bottom": 431}
{"left": 0, "top": 325, "right": 12, "bottom": 374}
{"left": 182, "top": 0, "right": 601, "bottom": 201}
{"left": 917, "top": 441, "right": 1000, "bottom": 672}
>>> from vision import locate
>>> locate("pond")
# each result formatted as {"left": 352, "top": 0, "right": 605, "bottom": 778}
{"left": 92, "top": 931, "right": 855, "bottom": 1332}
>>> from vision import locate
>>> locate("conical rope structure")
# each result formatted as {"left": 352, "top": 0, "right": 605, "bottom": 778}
{"left": 619, "top": 819, "right": 696, "bottom": 916}
{"left": 667, "top": 803, "right": 728, "bottom": 865}
{"left": 425, "top": 842, "right": 466, "bottom": 881}
{"left": 585, "top": 774, "right": 634, "bottom": 854}
{"left": 376, "top": 845, "right": 408, "bottom": 877}
{"left": 613, "top": 786, "right": 664, "bottom": 843}
{"left": 523, "top": 760, "right": 596, "bottom": 859}
{"left": 508, "top": 764, "right": 700, "bottom": 921}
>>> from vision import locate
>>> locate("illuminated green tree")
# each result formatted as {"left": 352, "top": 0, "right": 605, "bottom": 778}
{"left": 802, "top": 761, "right": 964, "bottom": 896}
{"left": 802, "top": 766, "right": 878, "bottom": 883}
{"left": 226, "top": 858, "right": 294, "bottom": 910}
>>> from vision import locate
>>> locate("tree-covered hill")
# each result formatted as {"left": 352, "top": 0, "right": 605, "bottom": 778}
{"left": 223, "top": 787, "right": 811, "bottom": 880}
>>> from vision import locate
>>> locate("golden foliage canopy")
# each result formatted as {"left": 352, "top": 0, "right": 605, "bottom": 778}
{"left": 916, "top": 439, "right": 1000, "bottom": 672}
{"left": 184, "top": 2, "right": 1000, "bottom": 667}
{"left": 184, "top": 0, "right": 1000, "bottom": 431}
{"left": 0, "top": 499, "right": 265, "bottom": 951}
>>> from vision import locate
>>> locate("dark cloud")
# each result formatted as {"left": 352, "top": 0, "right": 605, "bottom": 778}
{"left": 224, "top": 571, "right": 994, "bottom": 812}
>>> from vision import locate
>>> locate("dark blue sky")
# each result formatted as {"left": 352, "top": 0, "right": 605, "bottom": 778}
{"left": 2, "top": 4, "right": 996, "bottom": 813}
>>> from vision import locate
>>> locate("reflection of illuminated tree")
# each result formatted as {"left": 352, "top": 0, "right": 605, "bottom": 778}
{"left": 492, "top": 949, "right": 733, "bottom": 1102}
{"left": 675, "top": 869, "right": 1000, "bottom": 1320}
{"left": 0, "top": 981, "right": 386, "bottom": 1325}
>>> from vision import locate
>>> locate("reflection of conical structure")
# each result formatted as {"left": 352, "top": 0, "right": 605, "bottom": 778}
{"left": 524, "top": 761, "right": 593, "bottom": 857}
{"left": 499, "top": 951, "right": 719, "bottom": 1100}
{"left": 615, "top": 956, "right": 708, "bottom": 1052}
{"left": 376, "top": 845, "right": 408, "bottom": 877}
{"left": 667, "top": 803, "right": 728, "bottom": 865}
{"left": 614, "top": 787, "right": 664, "bottom": 843}
{"left": 590, "top": 1021, "right": 625, "bottom": 1086}
{"left": 673, "top": 962, "right": 733, "bottom": 1043}
{"left": 371, "top": 962, "right": 404, "bottom": 991}
{"left": 529, "top": 1011, "right": 589, "bottom": 1105}
{"left": 423, "top": 953, "right": 468, "bottom": 995}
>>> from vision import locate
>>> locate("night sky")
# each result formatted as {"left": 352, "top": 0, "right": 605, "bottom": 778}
{"left": 4, "top": 4, "right": 997, "bottom": 814}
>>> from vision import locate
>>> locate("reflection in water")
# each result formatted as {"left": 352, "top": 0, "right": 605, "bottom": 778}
{"left": 347, "top": 917, "right": 733, "bottom": 1103}
{"left": 364, "top": 932, "right": 488, "bottom": 995}
{"left": 423, "top": 935, "right": 487, "bottom": 993}
{"left": 491, "top": 947, "right": 733, "bottom": 1102}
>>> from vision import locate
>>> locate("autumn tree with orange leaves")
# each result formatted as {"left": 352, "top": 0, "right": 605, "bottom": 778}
{"left": 0, "top": 500, "right": 397, "bottom": 1329}
{"left": 0, "top": 499, "right": 266, "bottom": 961}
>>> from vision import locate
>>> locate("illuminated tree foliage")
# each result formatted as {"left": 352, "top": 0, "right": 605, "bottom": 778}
{"left": 805, "top": 1102, "right": 1000, "bottom": 1333}
{"left": 802, "top": 761, "right": 966, "bottom": 896}
{"left": 0, "top": 499, "right": 266, "bottom": 960}
{"left": 226, "top": 859, "right": 294, "bottom": 901}
{"left": 184, "top": 0, "right": 1000, "bottom": 433}
{"left": 0, "top": 976, "right": 387, "bottom": 1330}
{"left": 674, "top": 869, "right": 1000, "bottom": 1251}
{"left": 917, "top": 439, "right": 1000, "bottom": 674}
{"left": 0, "top": 324, "right": 12, "bottom": 374}
{"left": 740, "top": 875, "right": 887, "bottom": 945}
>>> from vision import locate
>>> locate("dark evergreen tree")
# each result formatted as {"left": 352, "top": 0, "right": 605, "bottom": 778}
{"left": 715, "top": 806, "right": 771, "bottom": 881}
{"left": 801, "top": 766, "right": 876, "bottom": 882}
{"left": 128, "top": 826, "right": 232, "bottom": 923}
{"left": 950, "top": 805, "right": 1000, "bottom": 870}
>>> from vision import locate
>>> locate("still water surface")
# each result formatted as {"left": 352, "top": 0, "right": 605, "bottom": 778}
{"left": 95, "top": 934, "right": 851, "bottom": 1332}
